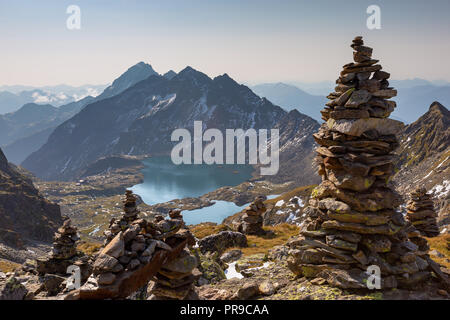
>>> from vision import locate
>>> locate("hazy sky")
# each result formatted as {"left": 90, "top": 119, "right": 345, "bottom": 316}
{"left": 1, "top": 0, "right": 449, "bottom": 86}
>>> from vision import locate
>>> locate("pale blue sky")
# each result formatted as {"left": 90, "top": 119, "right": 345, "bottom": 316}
{"left": 1, "top": 0, "right": 449, "bottom": 86}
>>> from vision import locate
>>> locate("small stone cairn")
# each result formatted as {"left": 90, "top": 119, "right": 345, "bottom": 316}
{"left": 104, "top": 190, "right": 140, "bottom": 244}
{"left": 406, "top": 188, "right": 440, "bottom": 237}
{"left": 148, "top": 209, "right": 200, "bottom": 300}
{"left": 287, "top": 37, "right": 432, "bottom": 289}
{"left": 51, "top": 218, "right": 80, "bottom": 260}
{"left": 238, "top": 196, "right": 267, "bottom": 236}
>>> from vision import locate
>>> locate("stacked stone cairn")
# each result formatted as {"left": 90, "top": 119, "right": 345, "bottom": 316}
{"left": 103, "top": 190, "right": 140, "bottom": 244}
{"left": 91, "top": 190, "right": 175, "bottom": 286}
{"left": 148, "top": 209, "right": 200, "bottom": 300}
{"left": 287, "top": 37, "right": 432, "bottom": 289}
{"left": 406, "top": 188, "right": 440, "bottom": 237}
{"left": 21, "top": 217, "right": 91, "bottom": 297}
{"left": 238, "top": 196, "right": 267, "bottom": 236}
{"left": 51, "top": 217, "right": 80, "bottom": 260}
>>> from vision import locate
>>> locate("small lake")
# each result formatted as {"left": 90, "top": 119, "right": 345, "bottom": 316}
{"left": 130, "top": 156, "right": 254, "bottom": 218}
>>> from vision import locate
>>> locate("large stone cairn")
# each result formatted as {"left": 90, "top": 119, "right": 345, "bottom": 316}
{"left": 406, "top": 188, "right": 440, "bottom": 237}
{"left": 287, "top": 37, "right": 432, "bottom": 289}
{"left": 148, "top": 209, "right": 200, "bottom": 300}
{"left": 238, "top": 196, "right": 267, "bottom": 236}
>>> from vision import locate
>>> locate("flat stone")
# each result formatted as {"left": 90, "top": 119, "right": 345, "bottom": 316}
{"left": 97, "top": 273, "right": 116, "bottom": 286}
{"left": 326, "top": 210, "right": 390, "bottom": 226}
{"left": 326, "top": 117, "right": 404, "bottom": 137}
{"left": 318, "top": 198, "right": 352, "bottom": 214}
{"left": 344, "top": 90, "right": 371, "bottom": 108}
{"left": 326, "top": 169, "right": 376, "bottom": 192}
{"left": 164, "top": 250, "right": 197, "bottom": 274}
{"left": 93, "top": 254, "right": 119, "bottom": 273}
{"left": 330, "top": 109, "right": 370, "bottom": 120}
{"left": 372, "top": 89, "right": 397, "bottom": 98}
{"left": 326, "top": 235, "right": 358, "bottom": 252}
{"left": 100, "top": 232, "right": 124, "bottom": 258}
{"left": 322, "top": 220, "right": 401, "bottom": 235}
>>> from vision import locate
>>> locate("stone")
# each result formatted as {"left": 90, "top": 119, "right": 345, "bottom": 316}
{"left": 220, "top": 250, "right": 243, "bottom": 263}
{"left": 258, "top": 281, "right": 275, "bottom": 296}
{"left": 326, "top": 118, "right": 404, "bottom": 137}
{"left": 344, "top": 90, "right": 371, "bottom": 108}
{"left": 372, "top": 89, "right": 397, "bottom": 99}
{"left": 236, "top": 282, "right": 260, "bottom": 300}
{"left": 198, "top": 231, "right": 247, "bottom": 255}
{"left": 93, "top": 254, "right": 119, "bottom": 273}
{"left": 100, "top": 232, "right": 125, "bottom": 258}
{"left": 97, "top": 273, "right": 116, "bottom": 286}
{"left": 164, "top": 250, "right": 197, "bottom": 274}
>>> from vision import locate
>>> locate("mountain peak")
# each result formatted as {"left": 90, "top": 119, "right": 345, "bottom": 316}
{"left": 163, "top": 70, "right": 177, "bottom": 80}
{"left": 99, "top": 62, "right": 159, "bottom": 99}
{"left": 175, "top": 66, "right": 211, "bottom": 83}
{"left": 429, "top": 101, "right": 448, "bottom": 114}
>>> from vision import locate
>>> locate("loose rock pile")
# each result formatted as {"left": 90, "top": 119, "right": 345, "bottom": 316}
{"left": 238, "top": 197, "right": 267, "bottom": 235}
{"left": 287, "top": 37, "right": 432, "bottom": 289}
{"left": 406, "top": 188, "right": 440, "bottom": 237}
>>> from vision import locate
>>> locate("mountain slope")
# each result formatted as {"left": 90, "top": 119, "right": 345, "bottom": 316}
{"left": 0, "top": 148, "right": 62, "bottom": 248}
{"left": 23, "top": 67, "right": 318, "bottom": 184}
{"left": 264, "top": 110, "right": 320, "bottom": 185}
{"left": 251, "top": 83, "right": 326, "bottom": 122}
{"left": 393, "top": 102, "right": 450, "bottom": 227}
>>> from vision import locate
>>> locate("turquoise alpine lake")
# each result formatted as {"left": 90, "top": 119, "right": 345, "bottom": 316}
{"left": 130, "top": 157, "right": 255, "bottom": 224}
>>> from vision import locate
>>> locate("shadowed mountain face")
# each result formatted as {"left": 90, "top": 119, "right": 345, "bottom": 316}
{"left": 22, "top": 67, "right": 319, "bottom": 184}
{"left": 0, "top": 148, "right": 62, "bottom": 248}
{"left": 393, "top": 102, "right": 450, "bottom": 226}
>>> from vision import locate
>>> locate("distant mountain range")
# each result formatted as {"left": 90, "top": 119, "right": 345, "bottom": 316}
{"left": 0, "top": 84, "right": 107, "bottom": 114}
{"left": 22, "top": 66, "right": 320, "bottom": 185}
{"left": 252, "top": 80, "right": 450, "bottom": 124}
{"left": 1, "top": 62, "right": 160, "bottom": 164}
{"left": 251, "top": 83, "right": 326, "bottom": 122}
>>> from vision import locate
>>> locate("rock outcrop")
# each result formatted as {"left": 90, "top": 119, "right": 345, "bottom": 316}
{"left": 287, "top": 37, "right": 432, "bottom": 289}
{"left": 406, "top": 188, "right": 440, "bottom": 237}
{"left": 198, "top": 231, "right": 247, "bottom": 255}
